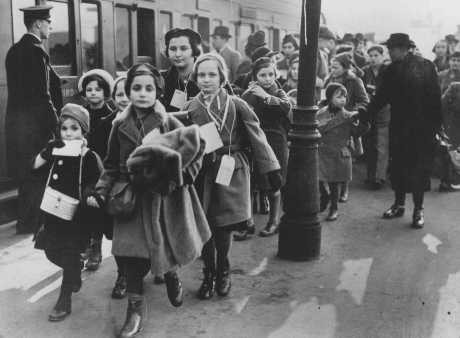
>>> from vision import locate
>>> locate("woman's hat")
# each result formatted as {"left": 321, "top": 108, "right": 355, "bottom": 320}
{"left": 445, "top": 34, "right": 459, "bottom": 44}
{"left": 333, "top": 52, "right": 353, "bottom": 69}
{"left": 77, "top": 68, "right": 114, "bottom": 93}
{"left": 60, "top": 103, "right": 90, "bottom": 133}
{"left": 251, "top": 46, "right": 278, "bottom": 62}
{"left": 383, "top": 33, "right": 411, "bottom": 48}
{"left": 212, "top": 26, "right": 231, "bottom": 38}
{"left": 247, "top": 31, "right": 266, "bottom": 48}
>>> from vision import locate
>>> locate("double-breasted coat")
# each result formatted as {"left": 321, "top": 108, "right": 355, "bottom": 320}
{"left": 183, "top": 88, "right": 280, "bottom": 228}
{"left": 318, "top": 107, "right": 367, "bottom": 182}
{"left": 96, "top": 102, "right": 210, "bottom": 275}
{"left": 367, "top": 53, "right": 442, "bottom": 192}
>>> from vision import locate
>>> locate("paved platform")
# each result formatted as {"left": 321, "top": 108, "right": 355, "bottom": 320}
{"left": 1, "top": 167, "right": 460, "bottom": 338}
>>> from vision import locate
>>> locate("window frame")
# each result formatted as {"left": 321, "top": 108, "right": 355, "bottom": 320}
{"left": 79, "top": 0, "right": 103, "bottom": 71}
{"left": 114, "top": 4, "right": 134, "bottom": 72}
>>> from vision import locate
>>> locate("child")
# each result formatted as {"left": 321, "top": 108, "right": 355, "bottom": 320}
{"left": 78, "top": 69, "right": 115, "bottom": 271}
{"left": 33, "top": 104, "right": 101, "bottom": 322}
{"left": 242, "top": 57, "right": 291, "bottom": 237}
{"left": 95, "top": 63, "right": 210, "bottom": 338}
{"left": 183, "top": 53, "right": 281, "bottom": 300}
{"left": 318, "top": 83, "right": 368, "bottom": 221}
{"left": 112, "top": 76, "right": 130, "bottom": 114}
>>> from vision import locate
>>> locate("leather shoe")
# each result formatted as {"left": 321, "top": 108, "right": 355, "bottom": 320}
{"left": 112, "top": 275, "right": 127, "bottom": 299}
{"left": 259, "top": 223, "right": 279, "bottom": 237}
{"left": 411, "top": 209, "right": 425, "bottom": 229}
{"left": 197, "top": 269, "right": 215, "bottom": 300}
{"left": 382, "top": 205, "right": 405, "bottom": 219}
{"left": 233, "top": 223, "right": 255, "bottom": 241}
{"left": 48, "top": 286, "right": 72, "bottom": 322}
{"left": 119, "top": 294, "right": 143, "bottom": 338}
{"left": 153, "top": 275, "right": 165, "bottom": 284}
{"left": 216, "top": 270, "right": 231, "bottom": 297}
{"left": 164, "top": 271, "right": 183, "bottom": 307}
{"left": 326, "top": 209, "right": 338, "bottom": 221}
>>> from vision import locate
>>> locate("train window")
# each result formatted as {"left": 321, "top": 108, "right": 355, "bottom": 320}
{"left": 115, "top": 6, "right": 132, "bottom": 72}
{"left": 159, "top": 11, "right": 172, "bottom": 69}
{"left": 197, "top": 17, "right": 210, "bottom": 53}
{"left": 180, "top": 15, "right": 194, "bottom": 29}
{"left": 47, "top": 1, "right": 74, "bottom": 75}
{"left": 238, "top": 23, "right": 254, "bottom": 55}
{"left": 12, "top": 0, "right": 35, "bottom": 43}
{"left": 137, "top": 8, "right": 155, "bottom": 65}
{"left": 80, "top": 2, "right": 101, "bottom": 72}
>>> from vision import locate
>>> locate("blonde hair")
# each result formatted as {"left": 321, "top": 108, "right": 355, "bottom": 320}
{"left": 190, "top": 52, "right": 229, "bottom": 86}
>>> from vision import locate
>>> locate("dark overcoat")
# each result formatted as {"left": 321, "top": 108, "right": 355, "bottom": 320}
{"left": 96, "top": 102, "right": 210, "bottom": 275}
{"left": 5, "top": 33, "right": 63, "bottom": 180}
{"left": 160, "top": 67, "right": 200, "bottom": 112}
{"left": 183, "top": 89, "right": 280, "bottom": 228}
{"left": 438, "top": 69, "right": 460, "bottom": 94}
{"left": 441, "top": 82, "right": 460, "bottom": 148}
{"left": 86, "top": 103, "right": 116, "bottom": 160}
{"left": 367, "top": 54, "right": 442, "bottom": 192}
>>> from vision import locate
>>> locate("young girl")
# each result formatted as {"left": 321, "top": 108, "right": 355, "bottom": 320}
{"left": 242, "top": 57, "right": 291, "bottom": 237}
{"left": 95, "top": 63, "right": 210, "bottom": 338}
{"left": 33, "top": 103, "right": 101, "bottom": 322}
{"left": 183, "top": 53, "right": 281, "bottom": 300}
{"left": 112, "top": 76, "right": 130, "bottom": 114}
{"left": 318, "top": 83, "right": 368, "bottom": 221}
{"left": 78, "top": 69, "right": 115, "bottom": 271}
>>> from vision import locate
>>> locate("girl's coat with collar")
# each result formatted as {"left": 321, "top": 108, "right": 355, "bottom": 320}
{"left": 96, "top": 101, "right": 210, "bottom": 275}
{"left": 183, "top": 88, "right": 280, "bottom": 228}
{"left": 317, "top": 106, "right": 368, "bottom": 182}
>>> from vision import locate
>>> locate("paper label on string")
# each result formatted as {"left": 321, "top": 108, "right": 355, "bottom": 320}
{"left": 215, "top": 155, "right": 235, "bottom": 186}
{"left": 199, "top": 122, "right": 224, "bottom": 154}
{"left": 320, "top": 89, "right": 326, "bottom": 101}
{"left": 52, "top": 140, "right": 83, "bottom": 157}
{"left": 170, "top": 89, "right": 187, "bottom": 109}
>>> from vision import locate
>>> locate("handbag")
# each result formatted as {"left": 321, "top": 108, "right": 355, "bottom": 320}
{"left": 40, "top": 157, "right": 82, "bottom": 221}
{"left": 106, "top": 181, "right": 137, "bottom": 217}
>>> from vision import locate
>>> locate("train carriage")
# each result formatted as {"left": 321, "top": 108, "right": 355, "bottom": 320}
{"left": 0, "top": 0, "right": 307, "bottom": 188}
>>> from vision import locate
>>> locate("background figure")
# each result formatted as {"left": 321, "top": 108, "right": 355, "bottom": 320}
{"left": 235, "top": 31, "right": 266, "bottom": 77}
{"left": 432, "top": 39, "right": 450, "bottom": 72}
{"left": 276, "top": 34, "right": 299, "bottom": 81}
{"left": 211, "top": 26, "right": 241, "bottom": 83}
{"left": 5, "top": 5, "right": 63, "bottom": 234}
{"left": 438, "top": 51, "right": 460, "bottom": 94}
{"left": 445, "top": 34, "right": 459, "bottom": 56}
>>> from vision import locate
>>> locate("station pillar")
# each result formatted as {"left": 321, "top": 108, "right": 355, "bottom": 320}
{"left": 278, "top": 0, "right": 322, "bottom": 261}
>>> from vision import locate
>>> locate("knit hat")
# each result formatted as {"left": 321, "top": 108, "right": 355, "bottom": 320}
{"left": 325, "top": 83, "right": 347, "bottom": 103}
{"left": 333, "top": 52, "right": 353, "bottom": 70}
{"left": 247, "top": 31, "right": 266, "bottom": 48}
{"left": 60, "top": 103, "right": 90, "bottom": 133}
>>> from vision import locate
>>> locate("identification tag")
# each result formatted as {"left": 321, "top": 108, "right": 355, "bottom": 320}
{"left": 199, "top": 122, "right": 224, "bottom": 154}
{"left": 52, "top": 140, "right": 83, "bottom": 157}
{"left": 215, "top": 155, "right": 235, "bottom": 186}
{"left": 170, "top": 89, "right": 187, "bottom": 109}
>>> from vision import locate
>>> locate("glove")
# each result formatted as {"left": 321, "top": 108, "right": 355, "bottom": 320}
{"left": 40, "top": 139, "right": 65, "bottom": 161}
{"left": 267, "top": 170, "right": 283, "bottom": 192}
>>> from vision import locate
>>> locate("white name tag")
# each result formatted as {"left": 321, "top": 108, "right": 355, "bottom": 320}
{"left": 215, "top": 155, "right": 235, "bottom": 186}
{"left": 199, "top": 122, "right": 224, "bottom": 154}
{"left": 52, "top": 140, "right": 83, "bottom": 157}
{"left": 170, "top": 89, "right": 187, "bottom": 109}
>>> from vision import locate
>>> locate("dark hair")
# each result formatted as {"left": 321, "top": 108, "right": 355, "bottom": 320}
{"left": 282, "top": 34, "right": 299, "bottom": 50}
{"left": 325, "top": 82, "right": 348, "bottom": 106}
{"left": 24, "top": 17, "right": 38, "bottom": 30}
{"left": 165, "top": 29, "right": 201, "bottom": 58}
{"left": 125, "top": 63, "right": 165, "bottom": 99}
{"left": 82, "top": 74, "right": 111, "bottom": 98}
{"left": 252, "top": 57, "right": 276, "bottom": 79}
{"left": 112, "top": 76, "right": 127, "bottom": 100}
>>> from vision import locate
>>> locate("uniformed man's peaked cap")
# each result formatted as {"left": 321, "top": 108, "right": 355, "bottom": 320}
{"left": 20, "top": 4, "right": 53, "bottom": 21}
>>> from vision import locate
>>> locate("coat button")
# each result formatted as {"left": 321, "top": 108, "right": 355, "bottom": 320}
{"left": 52, "top": 173, "right": 58, "bottom": 180}
{"left": 58, "top": 160, "right": 63, "bottom": 166}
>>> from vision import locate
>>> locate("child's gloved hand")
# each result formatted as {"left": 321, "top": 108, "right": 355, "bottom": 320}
{"left": 40, "top": 139, "right": 65, "bottom": 161}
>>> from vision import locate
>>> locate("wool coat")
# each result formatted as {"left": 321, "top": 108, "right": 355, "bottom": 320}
{"left": 36, "top": 150, "right": 101, "bottom": 252}
{"left": 160, "top": 67, "right": 201, "bottom": 112}
{"left": 441, "top": 82, "right": 460, "bottom": 148}
{"left": 183, "top": 89, "right": 280, "bottom": 228}
{"left": 86, "top": 103, "right": 116, "bottom": 160}
{"left": 367, "top": 53, "right": 442, "bottom": 192}
{"left": 96, "top": 102, "right": 210, "bottom": 275}
{"left": 438, "top": 69, "right": 460, "bottom": 94}
{"left": 318, "top": 107, "right": 367, "bottom": 182}
{"left": 219, "top": 45, "right": 242, "bottom": 83}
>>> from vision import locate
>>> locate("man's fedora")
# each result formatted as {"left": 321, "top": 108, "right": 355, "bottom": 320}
{"left": 212, "top": 26, "right": 231, "bottom": 38}
{"left": 383, "top": 33, "right": 411, "bottom": 48}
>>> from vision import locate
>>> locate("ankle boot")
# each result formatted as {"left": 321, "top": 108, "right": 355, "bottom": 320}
{"left": 197, "top": 268, "right": 215, "bottom": 300}
{"left": 216, "top": 269, "right": 231, "bottom": 297}
{"left": 85, "top": 239, "right": 102, "bottom": 271}
{"left": 48, "top": 285, "right": 72, "bottom": 322}
{"left": 164, "top": 271, "right": 183, "bottom": 307}
{"left": 112, "top": 274, "right": 127, "bottom": 299}
{"left": 119, "top": 294, "right": 143, "bottom": 338}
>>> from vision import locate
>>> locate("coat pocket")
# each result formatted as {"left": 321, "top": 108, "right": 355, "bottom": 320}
{"left": 106, "top": 181, "right": 137, "bottom": 218}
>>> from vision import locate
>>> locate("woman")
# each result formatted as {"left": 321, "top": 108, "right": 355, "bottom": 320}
{"left": 160, "top": 28, "right": 202, "bottom": 112}
{"left": 95, "top": 63, "right": 210, "bottom": 338}
{"left": 183, "top": 53, "right": 281, "bottom": 300}
{"left": 324, "top": 52, "right": 369, "bottom": 203}
{"left": 433, "top": 39, "right": 450, "bottom": 73}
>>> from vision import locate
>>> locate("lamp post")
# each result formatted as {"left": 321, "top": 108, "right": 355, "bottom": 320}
{"left": 278, "top": 0, "right": 322, "bottom": 260}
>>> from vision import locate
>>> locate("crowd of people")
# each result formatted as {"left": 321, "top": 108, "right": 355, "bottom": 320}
{"left": 5, "top": 4, "right": 460, "bottom": 338}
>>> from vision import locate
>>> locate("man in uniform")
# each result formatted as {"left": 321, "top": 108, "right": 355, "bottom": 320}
{"left": 211, "top": 26, "right": 241, "bottom": 83}
{"left": 366, "top": 33, "right": 442, "bottom": 229}
{"left": 5, "top": 5, "right": 63, "bottom": 234}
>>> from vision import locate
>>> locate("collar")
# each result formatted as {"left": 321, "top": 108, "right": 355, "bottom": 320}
{"left": 26, "top": 32, "right": 41, "bottom": 43}
{"left": 218, "top": 44, "right": 229, "bottom": 54}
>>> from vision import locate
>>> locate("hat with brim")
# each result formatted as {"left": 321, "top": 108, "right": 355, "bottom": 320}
{"left": 445, "top": 34, "right": 459, "bottom": 44}
{"left": 383, "top": 33, "right": 411, "bottom": 48}
{"left": 212, "top": 26, "right": 231, "bottom": 38}
{"left": 247, "top": 31, "right": 266, "bottom": 48}
{"left": 319, "top": 26, "right": 336, "bottom": 41}
{"left": 78, "top": 69, "right": 114, "bottom": 94}
{"left": 20, "top": 5, "right": 52, "bottom": 21}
